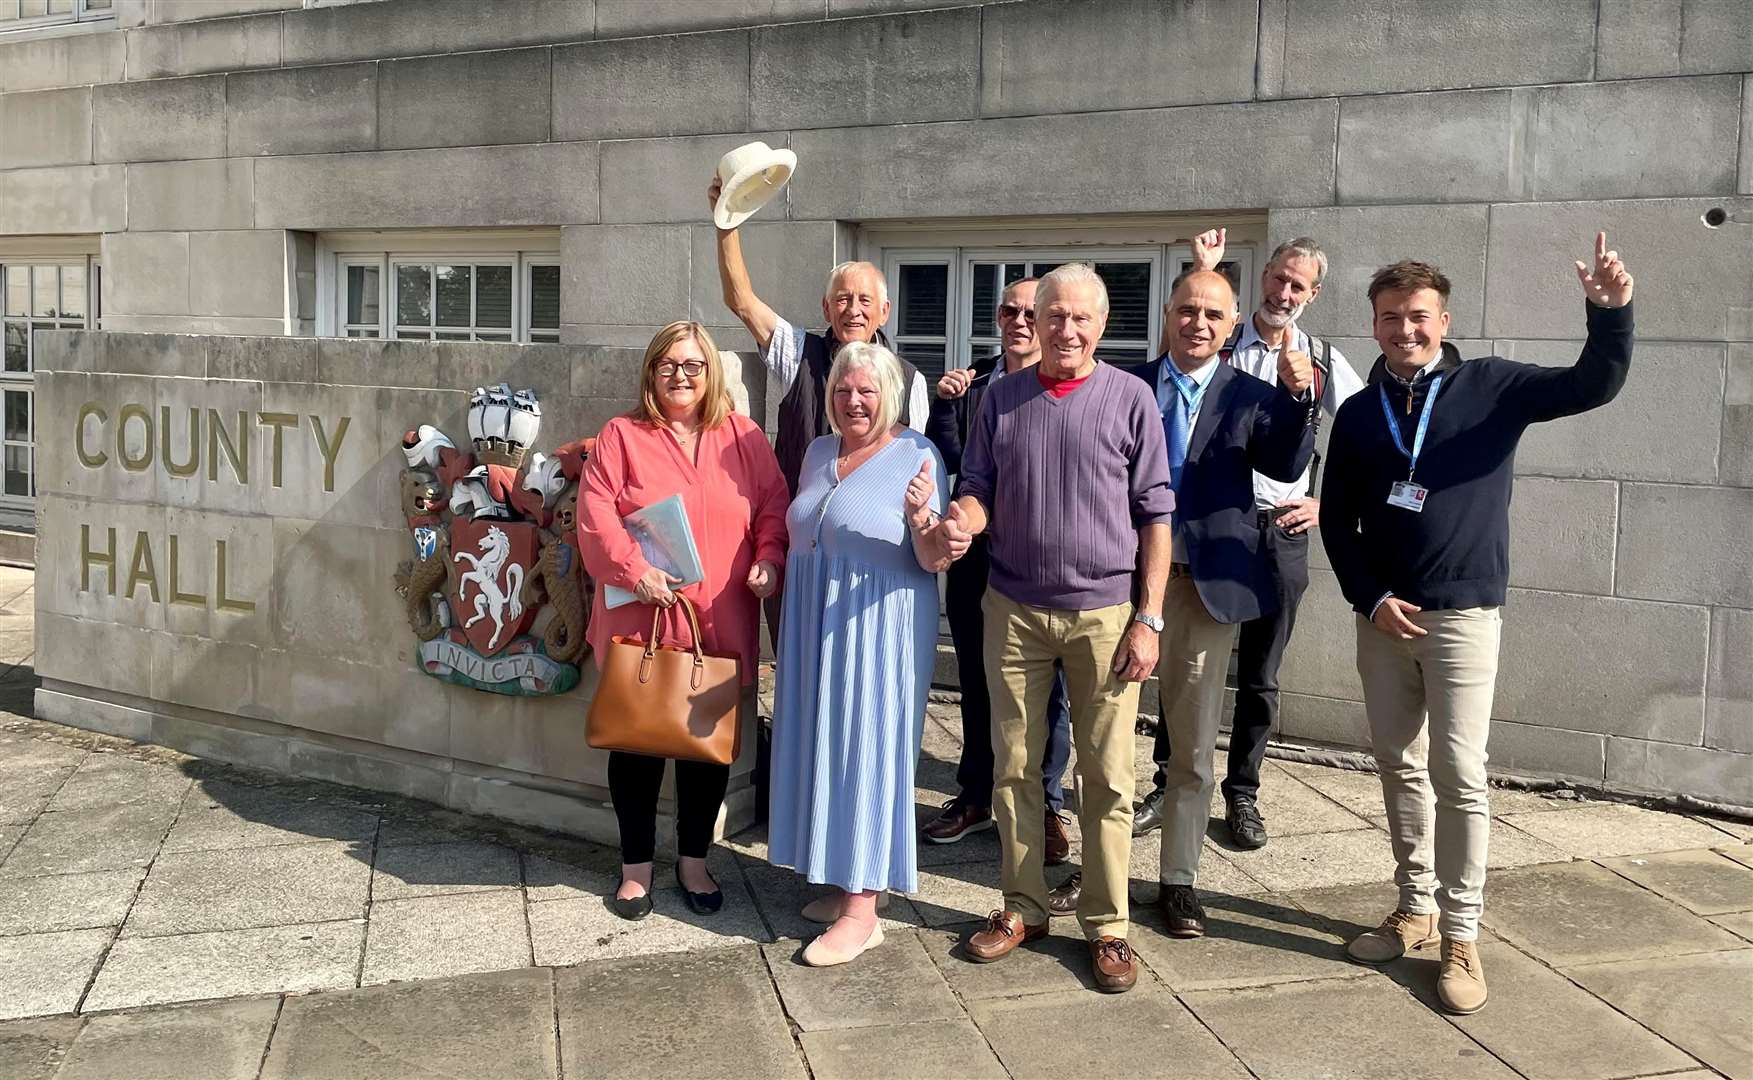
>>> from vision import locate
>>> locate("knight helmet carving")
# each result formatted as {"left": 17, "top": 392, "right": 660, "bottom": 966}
{"left": 468, "top": 383, "right": 542, "bottom": 468}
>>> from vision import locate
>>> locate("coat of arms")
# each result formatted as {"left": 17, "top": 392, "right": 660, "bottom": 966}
{"left": 392, "top": 384, "right": 595, "bottom": 696}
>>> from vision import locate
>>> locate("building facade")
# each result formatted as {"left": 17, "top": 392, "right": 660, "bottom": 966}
{"left": 2, "top": 0, "right": 1749, "bottom": 818}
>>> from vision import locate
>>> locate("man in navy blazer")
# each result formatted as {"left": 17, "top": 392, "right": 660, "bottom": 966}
{"left": 1123, "top": 268, "right": 1315, "bottom": 939}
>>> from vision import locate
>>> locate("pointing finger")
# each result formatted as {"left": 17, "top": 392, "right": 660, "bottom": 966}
{"left": 1596, "top": 230, "right": 1608, "bottom": 262}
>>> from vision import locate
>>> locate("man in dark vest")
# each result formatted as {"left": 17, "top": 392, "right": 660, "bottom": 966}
{"left": 709, "top": 174, "right": 927, "bottom": 496}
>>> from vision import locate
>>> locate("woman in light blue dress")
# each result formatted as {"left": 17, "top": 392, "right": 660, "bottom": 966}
{"left": 769, "top": 341, "right": 958, "bottom": 967}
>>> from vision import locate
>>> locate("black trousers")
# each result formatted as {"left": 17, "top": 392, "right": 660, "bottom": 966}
{"left": 1151, "top": 521, "right": 1310, "bottom": 799}
{"left": 607, "top": 751, "right": 730, "bottom": 864}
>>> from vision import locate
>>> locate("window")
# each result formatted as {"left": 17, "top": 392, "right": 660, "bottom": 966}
{"left": 0, "top": 257, "right": 100, "bottom": 506}
{"left": 331, "top": 250, "right": 560, "bottom": 343}
{"left": 0, "top": 0, "right": 113, "bottom": 33}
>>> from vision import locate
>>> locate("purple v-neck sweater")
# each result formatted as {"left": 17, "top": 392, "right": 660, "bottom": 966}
{"left": 957, "top": 362, "right": 1175, "bottom": 611}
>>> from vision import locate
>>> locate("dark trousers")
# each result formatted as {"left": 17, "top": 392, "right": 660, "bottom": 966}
{"left": 947, "top": 542, "right": 1072, "bottom": 812}
{"left": 1150, "top": 521, "right": 1310, "bottom": 798}
{"left": 607, "top": 750, "right": 730, "bottom": 864}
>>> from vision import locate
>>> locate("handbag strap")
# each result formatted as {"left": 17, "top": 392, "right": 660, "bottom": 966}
{"left": 643, "top": 594, "right": 707, "bottom": 667}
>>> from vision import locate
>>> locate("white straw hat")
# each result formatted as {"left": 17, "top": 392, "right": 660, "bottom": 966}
{"left": 712, "top": 141, "right": 798, "bottom": 230}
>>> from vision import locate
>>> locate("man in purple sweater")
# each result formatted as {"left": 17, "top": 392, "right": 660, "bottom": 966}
{"left": 932, "top": 262, "right": 1176, "bottom": 993}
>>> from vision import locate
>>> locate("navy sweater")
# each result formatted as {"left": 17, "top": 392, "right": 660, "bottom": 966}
{"left": 1320, "top": 302, "right": 1634, "bottom": 615}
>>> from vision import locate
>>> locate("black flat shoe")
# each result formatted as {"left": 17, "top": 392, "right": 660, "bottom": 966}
{"left": 677, "top": 867, "right": 724, "bottom": 916}
{"left": 609, "top": 890, "right": 654, "bottom": 921}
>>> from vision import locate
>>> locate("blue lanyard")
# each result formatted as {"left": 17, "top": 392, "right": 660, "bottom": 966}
{"left": 1378, "top": 375, "right": 1442, "bottom": 480}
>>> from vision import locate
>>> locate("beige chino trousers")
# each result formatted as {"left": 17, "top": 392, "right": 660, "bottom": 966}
{"left": 1156, "top": 571, "right": 1241, "bottom": 887}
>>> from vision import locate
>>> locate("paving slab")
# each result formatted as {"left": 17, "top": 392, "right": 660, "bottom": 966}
{"left": 369, "top": 841, "right": 520, "bottom": 900}
{"left": 800, "top": 1018, "right": 1006, "bottom": 1080}
{"left": 1184, "top": 975, "right": 1520, "bottom": 1080}
{"left": 0, "top": 928, "right": 112, "bottom": 1020}
{"left": 1484, "top": 861, "right": 1745, "bottom": 966}
{"left": 522, "top": 851, "right": 619, "bottom": 903}
{"left": 1216, "top": 827, "right": 1401, "bottom": 892}
{"left": 1501, "top": 803, "right": 1735, "bottom": 859}
{"left": 913, "top": 814, "right": 1005, "bottom": 866}
{"left": 1696, "top": 815, "right": 1753, "bottom": 840}
{"left": 0, "top": 825, "right": 22, "bottom": 864}
{"left": 1567, "top": 949, "right": 1753, "bottom": 1080}
{"left": 1483, "top": 786, "right": 1593, "bottom": 816}
{"left": 0, "top": 802, "right": 177, "bottom": 878}
{"left": 1208, "top": 765, "right": 1377, "bottom": 841}
{"left": 1601, "top": 848, "right": 1753, "bottom": 916}
{"left": 1130, "top": 888, "right": 1365, "bottom": 992}
{"left": 84, "top": 919, "right": 364, "bottom": 1012}
{"left": 0, "top": 734, "right": 86, "bottom": 778}
{"left": 45, "top": 753, "right": 192, "bottom": 814}
{"left": 123, "top": 841, "right": 369, "bottom": 938}
{"left": 557, "top": 946, "right": 804, "bottom": 1080}
{"left": 162, "top": 780, "right": 378, "bottom": 854}
{"left": 1484, "top": 820, "right": 1574, "bottom": 870}
{"left": 528, "top": 871, "right": 770, "bottom": 966}
{"left": 362, "top": 889, "right": 530, "bottom": 985}
{"left": 1721, "top": 844, "right": 1753, "bottom": 870}
{"left": 908, "top": 858, "right": 1009, "bottom": 928}
{"left": 763, "top": 929, "right": 964, "bottom": 1032}
{"left": 0, "top": 770, "right": 69, "bottom": 826}
{"left": 0, "top": 1016, "right": 83, "bottom": 1080}
{"left": 1274, "top": 760, "right": 1388, "bottom": 818}
{"left": 56, "top": 997, "right": 279, "bottom": 1080}
{"left": 1712, "top": 909, "right": 1753, "bottom": 942}
{"left": 262, "top": 968, "right": 557, "bottom": 1080}
{"left": 0, "top": 868, "right": 143, "bottom": 937}
{"left": 919, "top": 922, "right": 1109, "bottom": 998}
{"left": 374, "top": 816, "right": 482, "bottom": 847}
{"left": 1130, "top": 832, "right": 1270, "bottom": 895}
{"left": 741, "top": 860, "right": 924, "bottom": 943}
{"left": 969, "top": 987, "right": 1251, "bottom": 1079}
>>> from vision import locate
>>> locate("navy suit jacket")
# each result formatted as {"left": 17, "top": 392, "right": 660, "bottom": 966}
{"left": 1124, "top": 358, "right": 1315, "bottom": 624}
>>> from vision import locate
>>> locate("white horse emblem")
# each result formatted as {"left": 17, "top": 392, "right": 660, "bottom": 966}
{"left": 453, "top": 524, "right": 526, "bottom": 651}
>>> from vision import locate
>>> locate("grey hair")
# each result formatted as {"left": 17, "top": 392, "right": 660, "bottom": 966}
{"left": 1034, "top": 262, "right": 1109, "bottom": 320}
{"left": 1267, "top": 237, "right": 1329, "bottom": 283}
{"left": 824, "top": 261, "right": 889, "bottom": 306}
{"left": 825, "top": 340, "right": 905, "bottom": 436}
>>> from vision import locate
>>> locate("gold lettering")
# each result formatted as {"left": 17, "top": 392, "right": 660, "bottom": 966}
{"left": 76, "top": 402, "right": 108, "bottom": 468}
{"left": 124, "top": 531, "right": 160, "bottom": 602}
{"left": 206, "top": 409, "right": 249, "bottom": 484}
{"left": 117, "top": 403, "right": 153, "bottom": 472}
{"left": 159, "top": 405, "right": 199, "bottom": 478}
{"left": 80, "top": 524, "right": 117, "bottom": 596}
{"left": 256, "top": 412, "right": 297, "bottom": 488}
{"left": 214, "top": 539, "right": 255, "bottom": 613}
{"left": 309, "top": 415, "right": 351, "bottom": 494}
{"left": 168, "top": 534, "right": 207, "bottom": 608}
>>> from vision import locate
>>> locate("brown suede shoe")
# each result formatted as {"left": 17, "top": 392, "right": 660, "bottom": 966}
{"left": 1043, "top": 810, "right": 1071, "bottom": 866}
{"left": 923, "top": 798, "right": 993, "bottom": 844}
{"left": 1089, "top": 936, "right": 1137, "bottom": 993}
{"left": 1047, "top": 871, "right": 1081, "bottom": 917}
{"left": 965, "top": 910, "right": 1048, "bottom": 963}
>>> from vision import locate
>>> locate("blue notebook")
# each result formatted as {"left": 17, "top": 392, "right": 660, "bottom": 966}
{"left": 602, "top": 494, "right": 706, "bottom": 609}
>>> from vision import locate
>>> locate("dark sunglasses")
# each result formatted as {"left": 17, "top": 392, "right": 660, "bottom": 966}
{"left": 997, "top": 304, "right": 1036, "bottom": 323}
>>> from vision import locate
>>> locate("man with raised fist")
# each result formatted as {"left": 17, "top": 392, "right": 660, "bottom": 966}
{"left": 1320, "top": 234, "right": 1634, "bottom": 1016}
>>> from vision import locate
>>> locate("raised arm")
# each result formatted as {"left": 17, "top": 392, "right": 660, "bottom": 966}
{"left": 1500, "top": 231, "right": 1635, "bottom": 425}
{"left": 709, "top": 174, "right": 780, "bottom": 352}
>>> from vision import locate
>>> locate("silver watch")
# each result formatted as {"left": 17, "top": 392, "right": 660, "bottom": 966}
{"left": 1133, "top": 611, "right": 1164, "bottom": 633}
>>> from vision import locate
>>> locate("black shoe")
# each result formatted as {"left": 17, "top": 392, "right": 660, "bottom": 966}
{"left": 676, "top": 867, "right": 724, "bottom": 916}
{"left": 610, "top": 889, "right": 654, "bottom": 921}
{"left": 1156, "top": 883, "right": 1205, "bottom": 939}
{"left": 1047, "top": 871, "right": 1082, "bottom": 917}
{"left": 1226, "top": 795, "right": 1268, "bottom": 850}
{"left": 1132, "top": 787, "right": 1166, "bottom": 836}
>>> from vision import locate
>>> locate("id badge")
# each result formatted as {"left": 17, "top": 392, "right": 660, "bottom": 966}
{"left": 1387, "top": 480, "right": 1428, "bottom": 512}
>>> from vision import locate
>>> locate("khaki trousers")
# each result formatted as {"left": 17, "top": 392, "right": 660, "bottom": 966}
{"left": 985, "top": 590, "right": 1140, "bottom": 940}
{"left": 1157, "top": 572, "right": 1241, "bottom": 887}
{"left": 1354, "top": 607, "right": 1501, "bottom": 941}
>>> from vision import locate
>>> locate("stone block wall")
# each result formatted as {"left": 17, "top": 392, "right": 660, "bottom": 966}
{"left": 2, "top": 0, "right": 1747, "bottom": 807}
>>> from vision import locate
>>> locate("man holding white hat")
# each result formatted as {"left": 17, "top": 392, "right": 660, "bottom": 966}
{"left": 708, "top": 152, "right": 928, "bottom": 496}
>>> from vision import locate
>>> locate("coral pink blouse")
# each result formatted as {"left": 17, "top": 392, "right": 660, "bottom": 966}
{"left": 578, "top": 412, "right": 789, "bottom": 686}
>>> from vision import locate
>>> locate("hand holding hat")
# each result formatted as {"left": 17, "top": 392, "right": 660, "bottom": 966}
{"left": 709, "top": 141, "right": 798, "bottom": 230}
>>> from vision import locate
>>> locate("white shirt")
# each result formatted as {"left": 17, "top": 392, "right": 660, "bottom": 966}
{"left": 763, "top": 315, "right": 929, "bottom": 434}
{"left": 1226, "top": 318, "right": 1365, "bottom": 508}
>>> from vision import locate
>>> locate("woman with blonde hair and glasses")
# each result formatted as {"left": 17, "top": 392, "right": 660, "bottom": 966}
{"left": 579, "top": 320, "right": 790, "bottom": 921}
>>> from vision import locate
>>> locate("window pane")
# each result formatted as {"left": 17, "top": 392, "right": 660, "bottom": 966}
{"left": 32, "top": 265, "right": 56, "bottom": 317}
{"left": 1096, "top": 262, "right": 1152, "bottom": 342}
{"left": 475, "top": 332, "right": 512, "bottom": 342}
{"left": 898, "top": 264, "right": 948, "bottom": 337}
{"left": 1004, "top": 264, "right": 1027, "bottom": 287}
{"left": 3, "top": 268, "right": 24, "bottom": 317}
{"left": 528, "top": 265, "right": 560, "bottom": 330}
{"left": 475, "top": 265, "right": 512, "bottom": 328}
{"left": 19, "top": 0, "right": 47, "bottom": 17}
{"left": 86, "top": 0, "right": 113, "bottom": 8}
{"left": 4, "top": 391, "right": 27, "bottom": 442}
{"left": 1094, "top": 345, "right": 1146, "bottom": 365}
{"left": 395, "top": 264, "right": 431, "bottom": 327}
{"left": 434, "top": 265, "right": 471, "bottom": 327}
{"left": 345, "top": 328, "right": 379, "bottom": 339}
{"left": 48, "top": 0, "right": 72, "bottom": 12}
{"left": 897, "top": 341, "right": 946, "bottom": 382}
{"left": 969, "top": 263, "right": 997, "bottom": 337}
{"left": 3, "top": 323, "right": 25, "bottom": 373}
{"left": 529, "top": 331, "right": 560, "bottom": 344}
{"left": 4, "top": 445, "right": 30, "bottom": 497}
{"left": 396, "top": 330, "right": 431, "bottom": 341}
{"left": 60, "top": 264, "right": 85, "bottom": 320}
{"left": 434, "top": 331, "right": 470, "bottom": 341}
{"left": 346, "top": 264, "right": 379, "bottom": 326}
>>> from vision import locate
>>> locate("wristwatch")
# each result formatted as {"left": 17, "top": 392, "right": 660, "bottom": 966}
{"left": 1133, "top": 611, "right": 1164, "bottom": 633}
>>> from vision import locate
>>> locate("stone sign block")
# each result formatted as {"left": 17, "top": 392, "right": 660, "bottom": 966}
{"left": 750, "top": 8, "right": 980, "bottom": 129}
{"left": 226, "top": 62, "right": 377, "bottom": 158}
{"left": 554, "top": 31, "right": 749, "bottom": 143}
{"left": 102, "top": 232, "right": 190, "bottom": 318}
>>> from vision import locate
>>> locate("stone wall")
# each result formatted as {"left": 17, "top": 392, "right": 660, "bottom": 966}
{"left": 2, "top": 0, "right": 1748, "bottom": 807}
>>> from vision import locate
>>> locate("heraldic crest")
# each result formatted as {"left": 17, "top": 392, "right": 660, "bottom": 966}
{"left": 393, "top": 384, "right": 594, "bottom": 696}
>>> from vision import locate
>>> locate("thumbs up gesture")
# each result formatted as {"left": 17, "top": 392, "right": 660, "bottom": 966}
{"left": 1278, "top": 323, "right": 1314, "bottom": 396}
{"left": 904, "top": 460, "right": 936, "bottom": 530}
{"left": 1575, "top": 230, "right": 1633, "bottom": 308}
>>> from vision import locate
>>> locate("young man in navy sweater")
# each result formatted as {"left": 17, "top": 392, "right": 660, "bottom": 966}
{"left": 1320, "top": 233, "right": 1634, "bottom": 1016}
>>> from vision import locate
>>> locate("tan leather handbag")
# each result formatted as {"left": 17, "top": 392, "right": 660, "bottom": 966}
{"left": 586, "top": 595, "right": 743, "bottom": 766}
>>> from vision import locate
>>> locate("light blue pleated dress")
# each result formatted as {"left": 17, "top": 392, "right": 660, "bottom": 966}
{"left": 768, "top": 429, "right": 946, "bottom": 895}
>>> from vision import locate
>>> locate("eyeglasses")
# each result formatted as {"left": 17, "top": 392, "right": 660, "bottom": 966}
{"left": 997, "top": 304, "right": 1036, "bottom": 324}
{"left": 654, "top": 360, "right": 707, "bottom": 378}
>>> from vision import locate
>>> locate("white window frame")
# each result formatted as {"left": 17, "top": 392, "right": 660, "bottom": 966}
{"left": 0, "top": 0, "right": 114, "bottom": 36}
{"left": 317, "top": 230, "right": 561, "bottom": 344}
{"left": 523, "top": 256, "right": 561, "bottom": 343}
{"left": 0, "top": 251, "right": 100, "bottom": 519}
